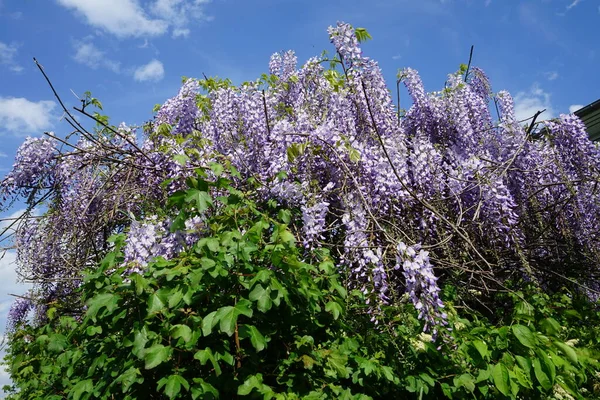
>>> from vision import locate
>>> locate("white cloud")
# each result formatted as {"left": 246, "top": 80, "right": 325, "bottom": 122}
{"left": 150, "top": 0, "right": 212, "bottom": 38}
{"left": 544, "top": 71, "right": 559, "bottom": 81}
{"left": 133, "top": 59, "right": 165, "bottom": 82}
{"left": 566, "top": 0, "right": 581, "bottom": 10}
{"left": 56, "top": 0, "right": 211, "bottom": 38}
{"left": 73, "top": 41, "right": 120, "bottom": 73}
{"left": 513, "top": 84, "right": 555, "bottom": 122}
{"left": 485, "top": 0, "right": 492, "bottom": 6}
{"left": 0, "top": 152, "right": 6, "bottom": 158}
{"left": 172, "top": 28, "right": 191, "bottom": 38}
{"left": 56, "top": 0, "right": 168, "bottom": 38}
{"left": 0, "top": 41, "right": 22, "bottom": 72}
{"left": 392, "top": 54, "right": 401, "bottom": 60}
{"left": 569, "top": 104, "right": 584, "bottom": 113}
{"left": 0, "top": 97, "right": 57, "bottom": 136}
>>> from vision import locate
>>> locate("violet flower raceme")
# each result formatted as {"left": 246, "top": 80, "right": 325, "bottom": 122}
{"left": 155, "top": 78, "right": 200, "bottom": 136}
{"left": 1, "top": 136, "right": 56, "bottom": 205}
{"left": 122, "top": 215, "right": 206, "bottom": 274}
{"left": 270, "top": 50, "right": 298, "bottom": 82}
{"left": 468, "top": 67, "right": 492, "bottom": 103}
{"left": 328, "top": 22, "right": 362, "bottom": 61}
{"left": 397, "top": 242, "right": 447, "bottom": 339}
{"left": 7, "top": 296, "right": 33, "bottom": 331}
{"left": 301, "top": 201, "right": 330, "bottom": 248}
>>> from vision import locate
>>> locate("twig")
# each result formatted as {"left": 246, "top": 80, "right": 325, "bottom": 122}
{"left": 464, "top": 45, "right": 474, "bottom": 82}
{"left": 526, "top": 109, "right": 545, "bottom": 136}
{"left": 261, "top": 90, "right": 271, "bottom": 136}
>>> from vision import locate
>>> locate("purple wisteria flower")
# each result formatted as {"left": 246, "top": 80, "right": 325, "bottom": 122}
{"left": 301, "top": 200, "right": 330, "bottom": 248}
{"left": 396, "top": 242, "right": 447, "bottom": 339}
{"left": 122, "top": 215, "right": 206, "bottom": 273}
{"left": 1, "top": 136, "right": 56, "bottom": 205}
{"left": 7, "top": 296, "right": 33, "bottom": 331}
{"left": 155, "top": 78, "right": 201, "bottom": 136}
{"left": 328, "top": 22, "right": 362, "bottom": 61}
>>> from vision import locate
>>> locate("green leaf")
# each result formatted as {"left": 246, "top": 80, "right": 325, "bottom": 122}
{"left": 202, "top": 311, "right": 218, "bottom": 337}
{"left": 191, "top": 378, "right": 219, "bottom": 400}
{"left": 535, "top": 349, "right": 556, "bottom": 385}
{"left": 185, "top": 189, "right": 212, "bottom": 212}
{"left": 454, "top": 373, "right": 475, "bottom": 392}
{"left": 86, "top": 326, "right": 103, "bottom": 336}
{"left": 194, "top": 348, "right": 222, "bottom": 376}
{"left": 325, "top": 301, "right": 343, "bottom": 320}
{"left": 249, "top": 284, "right": 273, "bottom": 313}
{"left": 540, "top": 317, "right": 561, "bottom": 336}
{"left": 131, "top": 273, "right": 147, "bottom": 295}
{"left": 277, "top": 209, "right": 291, "bottom": 224}
{"left": 533, "top": 358, "right": 552, "bottom": 391}
{"left": 168, "top": 289, "right": 184, "bottom": 309}
{"left": 554, "top": 341, "right": 578, "bottom": 364}
{"left": 472, "top": 340, "right": 489, "bottom": 360}
{"left": 173, "top": 154, "right": 189, "bottom": 166}
{"left": 214, "top": 300, "right": 253, "bottom": 336}
{"left": 238, "top": 374, "right": 266, "bottom": 396}
{"left": 512, "top": 366, "right": 532, "bottom": 389}
{"left": 132, "top": 326, "right": 150, "bottom": 358}
{"left": 71, "top": 379, "right": 94, "bottom": 400}
{"left": 171, "top": 324, "right": 192, "bottom": 343}
{"left": 354, "top": 27, "right": 372, "bottom": 43}
{"left": 326, "top": 352, "right": 350, "bottom": 379}
{"left": 209, "top": 162, "right": 224, "bottom": 176}
{"left": 48, "top": 334, "right": 67, "bottom": 353}
{"left": 512, "top": 324, "right": 536, "bottom": 348}
{"left": 215, "top": 306, "right": 236, "bottom": 336}
{"left": 162, "top": 375, "right": 189, "bottom": 399}
{"left": 144, "top": 344, "right": 171, "bottom": 369}
{"left": 148, "top": 292, "right": 166, "bottom": 315}
{"left": 239, "top": 324, "right": 267, "bottom": 352}
{"left": 115, "top": 367, "right": 143, "bottom": 393}
{"left": 86, "top": 292, "right": 120, "bottom": 322}
{"left": 492, "top": 363, "right": 511, "bottom": 397}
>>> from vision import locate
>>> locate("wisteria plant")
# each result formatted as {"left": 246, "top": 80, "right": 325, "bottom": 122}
{"left": 2, "top": 22, "right": 600, "bottom": 399}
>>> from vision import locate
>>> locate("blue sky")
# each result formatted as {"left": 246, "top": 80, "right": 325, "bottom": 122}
{"left": 0, "top": 0, "right": 598, "bottom": 388}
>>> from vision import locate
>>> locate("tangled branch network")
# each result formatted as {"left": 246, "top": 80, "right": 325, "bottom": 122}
{"left": 2, "top": 22, "right": 600, "bottom": 339}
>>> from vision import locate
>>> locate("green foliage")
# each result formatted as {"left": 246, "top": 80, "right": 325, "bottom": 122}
{"left": 3, "top": 167, "right": 401, "bottom": 399}
{"left": 384, "top": 285, "right": 600, "bottom": 399}
{"left": 354, "top": 28, "right": 372, "bottom": 43}
{"left": 4, "top": 166, "right": 600, "bottom": 399}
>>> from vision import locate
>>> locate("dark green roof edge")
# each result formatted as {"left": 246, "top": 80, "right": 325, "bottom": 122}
{"left": 574, "top": 99, "right": 600, "bottom": 141}
{"left": 574, "top": 99, "right": 600, "bottom": 118}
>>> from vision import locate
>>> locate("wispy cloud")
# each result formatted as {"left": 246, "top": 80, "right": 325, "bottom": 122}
{"left": 566, "top": 0, "right": 582, "bottom": 10}
{"left": 134, "top": 59, "right": 165, "bottom": 82}
{"left": 513, "top": 84, "right": 554, "bottom": 122}
{"left": 0, "top": 41, "right": 22, "bottom": 72}
{"left": 56, "top": 0, "right": 212, "bottom": 39}
{"left": 72, "top": 40, "right": 120, "bottom": 73}
{"left": 544, "top": 71, "right": 559, "bottom": 81}
{"left": 151, "top": 0, "right": 213, "bottom": 38}
{"left": 0, "top": 97, "right": 57, "bottom": 136}
{"left": 569, "top": 104, "right": 584, "bottom": 113}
